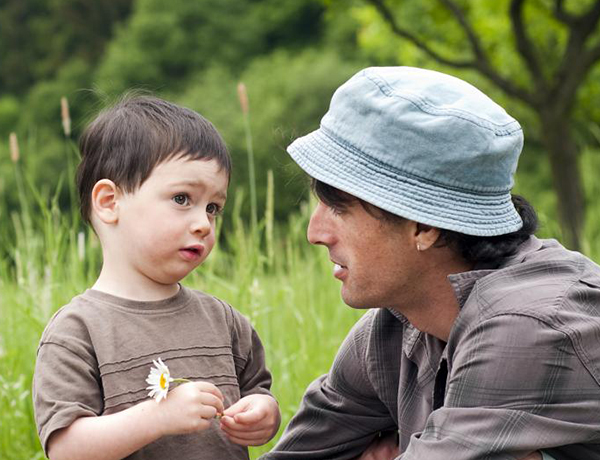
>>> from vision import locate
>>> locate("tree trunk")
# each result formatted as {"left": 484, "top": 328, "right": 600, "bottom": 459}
{"left": 538, "top": 110, "right": 585, "bottom": 251}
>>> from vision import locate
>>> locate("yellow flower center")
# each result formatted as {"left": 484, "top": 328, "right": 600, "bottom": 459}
{"left": 160, "top": 373, "right": 168, "bottom": 389}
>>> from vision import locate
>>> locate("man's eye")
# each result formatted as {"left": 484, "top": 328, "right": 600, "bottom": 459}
{"left": 173, "top": 194, "right": 189, "bottom": 206}
{"left": 207, "top": 203, "right": 222, "bottom": 216}
{"left": 329, "top": 204, "right": 345, "bottom": 216}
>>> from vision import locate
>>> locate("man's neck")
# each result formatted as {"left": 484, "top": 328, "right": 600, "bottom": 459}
{"left": 393, "top": 252, "right": 473, "bottom": 342}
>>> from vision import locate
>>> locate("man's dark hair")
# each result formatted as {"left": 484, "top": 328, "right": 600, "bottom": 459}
{"left": 312, "top": 179, "right": 405, "bottom": 224}
{"left": 77, "top": 95, "right": 231, "bottom": 224}
{"left": 311, "top": 179, "right": 538, "bottom": 265}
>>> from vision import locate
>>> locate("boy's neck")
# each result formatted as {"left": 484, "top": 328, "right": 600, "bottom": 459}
{"left": 92, "top": 266, "right": 181, "bottom": 302}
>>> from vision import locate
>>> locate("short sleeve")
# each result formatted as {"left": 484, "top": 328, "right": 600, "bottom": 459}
{"left": 33, "top": 314, "right": 103, "bottom": 455}
{"left": 229, "top": 308, "right": 273, "bottom": 398}
{"left": 400, "top": 313, "right": 600, "bottom": 460}
{"left": 261, "top": 311, "right": 396, "bottom": 460}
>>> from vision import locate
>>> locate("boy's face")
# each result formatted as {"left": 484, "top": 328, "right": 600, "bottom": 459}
{"left": 112, "top": 156, "right": 228, "bottom": 289}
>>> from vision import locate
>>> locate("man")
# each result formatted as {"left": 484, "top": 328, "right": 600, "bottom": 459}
{"left": 262, "top": 67, "right": 600, "bottom": 459}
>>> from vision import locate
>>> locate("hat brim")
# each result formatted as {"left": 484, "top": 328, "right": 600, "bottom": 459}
{"left": 288, "top": 128, "right": 523, "bottom": 237}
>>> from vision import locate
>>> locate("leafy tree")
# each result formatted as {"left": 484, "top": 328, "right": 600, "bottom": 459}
{"left": 0, "top": 0, "right": 132, "bottom": 96}
{"left": 95, "top": 0, "right": 326, "bottom": 95}
{"left": 333, "top": 0, "right": 600, "bottom": 250}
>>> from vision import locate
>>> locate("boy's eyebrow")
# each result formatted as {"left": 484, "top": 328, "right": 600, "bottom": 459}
{"left": 169, "top": 179, "right": 227, "bottom": 200}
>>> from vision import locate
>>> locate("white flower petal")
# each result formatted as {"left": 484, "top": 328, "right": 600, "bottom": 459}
{"left": 145, "top": 358, "right": 171, "bottom": 402}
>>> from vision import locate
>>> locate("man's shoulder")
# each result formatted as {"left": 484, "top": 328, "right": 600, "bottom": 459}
{"left": 469, "top": 238, "right": 600, "bottom": 319}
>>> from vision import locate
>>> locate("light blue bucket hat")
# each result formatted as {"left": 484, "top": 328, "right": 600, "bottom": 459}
{"left": 287, "top": 66, "right": 524, "bottom": 236}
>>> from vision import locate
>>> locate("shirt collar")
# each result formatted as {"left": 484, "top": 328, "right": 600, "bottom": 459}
{"left": 447, "top": 235, "right": 543, "bottom": 309}
{"left": 387, "top": 309, "right": 421, "bottom": 356}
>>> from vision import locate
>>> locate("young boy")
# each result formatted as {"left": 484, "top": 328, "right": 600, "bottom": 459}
{"left": 33, "top": 96, "right": 280, "bottom": 460}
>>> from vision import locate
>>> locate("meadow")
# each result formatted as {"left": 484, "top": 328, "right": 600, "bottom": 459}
{"left": 1, "top": 136, "right": 600, "bottom": 459}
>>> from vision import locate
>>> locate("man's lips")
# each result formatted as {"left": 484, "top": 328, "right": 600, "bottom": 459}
{"left": 179, "top": 245, "right": 204, "bottom": 261}
{"left": 331, "top": 260, "right": 348, "bottom": 280}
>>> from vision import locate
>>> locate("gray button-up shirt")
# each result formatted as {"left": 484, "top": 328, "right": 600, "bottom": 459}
{"left": 262, "top": 237, "right": 600, "bottom": 460}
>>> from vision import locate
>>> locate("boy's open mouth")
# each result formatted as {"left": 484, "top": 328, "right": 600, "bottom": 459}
{"left": 180, "top": 245, "right": 204, "bottom": 260}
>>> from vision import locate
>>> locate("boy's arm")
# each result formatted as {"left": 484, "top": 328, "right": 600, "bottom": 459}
{"left": 48, "top": 381, "right": 224, "bottom": 460}
{"left": 223, "top": 307, "right": 280, "bottom": 445}
{"left": 229, "top": 308, "right": 273, "bottom": 398}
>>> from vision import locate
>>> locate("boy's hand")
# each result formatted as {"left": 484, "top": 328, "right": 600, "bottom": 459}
{"left": 157, "top": 381, "right": 224, "bottom": 436}
{"left": 219, "top": 394, "right": 281, "bottom": 446}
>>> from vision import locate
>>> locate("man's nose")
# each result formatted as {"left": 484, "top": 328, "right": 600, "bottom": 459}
{"left": 307, "top": 202, "right": 334, "bottom": 246}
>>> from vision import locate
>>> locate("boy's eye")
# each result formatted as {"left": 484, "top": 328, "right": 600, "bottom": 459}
{"left": 173, "top": 194, "right": 189, "bottom": 206}
{"left": 206, "top": 203, "right": 222, "bottom": 216}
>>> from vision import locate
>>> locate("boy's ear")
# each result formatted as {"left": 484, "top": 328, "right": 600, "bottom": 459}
{"left": 91, "top": 179, "right": 121, "bottom": 224}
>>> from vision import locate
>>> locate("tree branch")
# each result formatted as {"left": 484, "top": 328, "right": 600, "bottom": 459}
{"left": 553, "top": 0, "right": 577, "bottom": 25}
{"left": 509, "top": 0, "right": 547, "bottom": 94}
{"left": 551, "top": 0, "right": 600, "bottom": 111}
{"left": 365, "top": 0, "right": 536, "bottom": 105}
{"left": 437, "top": 0, "right": 486, "bottom": 61}
{"left": 573, "top": 0, "right": 600, "bottom": 39}
{"left": 367, "top": 0, "right": 473, "bottom": 68}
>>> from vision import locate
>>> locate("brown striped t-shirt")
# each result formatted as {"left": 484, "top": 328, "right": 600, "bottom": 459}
{"left": 33, "top": 285, "right": 273, "bottom": 459}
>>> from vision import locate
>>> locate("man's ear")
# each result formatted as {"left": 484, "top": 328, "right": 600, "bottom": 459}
{"left": 91, "top": 179, "right": 121, "bottom": 224}
{"left": 414, "top": 223, "right": 441, "bottom": 251}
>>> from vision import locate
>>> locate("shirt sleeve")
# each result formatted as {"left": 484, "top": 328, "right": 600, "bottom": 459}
{"left": 230, "top": 308, "right": 273, "bottom": 398}
{"left": 262, "top": 311, "right": 397, "bottom": 460}
{"left": 33, "top": 314, "right": 103, "bottom": 456}
{"left": 400, "top": 313, "right": 600, "bottom": 460}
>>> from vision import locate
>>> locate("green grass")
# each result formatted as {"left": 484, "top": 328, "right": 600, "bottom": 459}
{"left": 1, "top": 140, "right": 600, "bottom": 459}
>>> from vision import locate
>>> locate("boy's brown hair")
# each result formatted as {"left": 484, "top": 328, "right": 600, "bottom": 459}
{"left": 77, "top": 95, "right": 231, "bottom": 224}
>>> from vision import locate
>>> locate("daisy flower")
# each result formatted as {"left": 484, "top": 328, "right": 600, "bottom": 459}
{"left": 146, "top": 358, "right": 190, "bottom": 402}
{"left": 146, "top": 358, "right": 173, "bottom": 402}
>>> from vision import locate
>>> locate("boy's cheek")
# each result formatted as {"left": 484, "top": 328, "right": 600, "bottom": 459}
{"left": 204, "top": 236, "right": 216, "bottom": 256}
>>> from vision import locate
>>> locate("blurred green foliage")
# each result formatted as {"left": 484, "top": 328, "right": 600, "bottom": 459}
{"left": 0, "top": 0, "right": 367, "bottom": 238}
{"left": 1, "top": 0, "right": 600, "bottom": 247}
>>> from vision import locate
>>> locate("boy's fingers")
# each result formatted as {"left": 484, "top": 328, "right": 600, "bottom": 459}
{"left": 222, "top": 428, "right": 270, "bottom": 445}
{"left": 222, "top": 434, "right": 253, "bottom": 447}
{"left": 222, "top": 399, "right": 250, "bottom": 417}
{"left": 198, "top": 404, "right": 220, "bottom": 420}
{"left": 196, "top": 390, "right": 224, "bottom": 414}
{"left": 232, "top": 409, "right": 264, "bottom": 424}
{"left": 220, "top": 416, "right": 268, "bottom": 432}
{"left": 194, "top": 381, "right": 224, "bottom": 401}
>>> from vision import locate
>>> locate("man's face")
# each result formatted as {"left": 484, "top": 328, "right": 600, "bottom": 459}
{"left": 307, "top": 197, "right": 420, "bottom": 309}
{"left": 112, "top": 156, "right": 228, "bottom": 289}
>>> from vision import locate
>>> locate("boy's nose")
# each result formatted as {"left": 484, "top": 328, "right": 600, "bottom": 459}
{"left": 190, "top": 211, "right": 212, "bottom": 237}
{"left": 307, "top": 202, "right": 335, "bottom": 247}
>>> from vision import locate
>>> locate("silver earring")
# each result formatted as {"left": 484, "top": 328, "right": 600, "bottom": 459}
{"left": 416, "top": 242, "right": 422, "bottom": 252}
